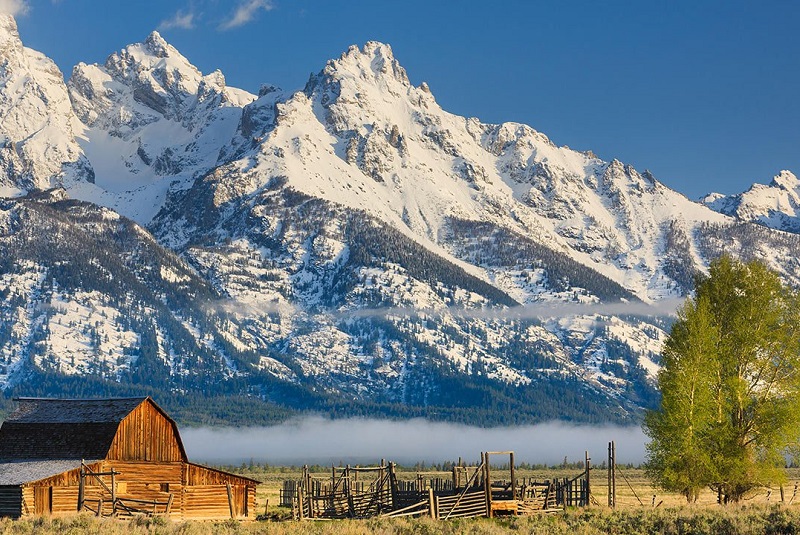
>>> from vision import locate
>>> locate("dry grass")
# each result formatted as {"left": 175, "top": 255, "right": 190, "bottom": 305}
{"left": 244, "top": 465, "right": 800, "bottom": 513}
{"left": 6, "top": 466, "right": 800, "bottom": 534}
{"left": 4, "top": 507, "right": 800, "bottom": 535}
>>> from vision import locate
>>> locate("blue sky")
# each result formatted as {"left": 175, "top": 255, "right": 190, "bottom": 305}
{"left": 10, "top": 0, "right": 800, "bottom": 199}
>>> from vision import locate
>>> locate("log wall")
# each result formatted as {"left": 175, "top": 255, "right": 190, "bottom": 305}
{"left": 18, "top": 461, "right": 256, "bottom": 519}
{"left": 21, "top": 487, "right": 32, "bottom": 516}
{"left": 182, "top": 484, "right": 253, "bottom": 519}
{"left": 184, "top": 463, "right": 257, "bottom": 487}
{"left": 0, "top": 487, "right": 21, "bottom": 518}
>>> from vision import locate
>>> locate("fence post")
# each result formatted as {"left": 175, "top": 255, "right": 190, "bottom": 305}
{"left": 510, "top": 452, "right": 516, "bottom": 501}
{"left": 111, "top": 470, "right": 117, "bottom": 516}
{"left": 226, "top": 482, "right": 235, "bottom": 519}
{"left": 388, "top": 462, "right": 398, "bottom": 509}
{"left": 428, "top": 487, "right": 436, "bottom": 519}
{"left": 585, "top": 450, "right": 590, "bottom": 507}
{"left": 607, "top": 441, "right": 616, "bottom": 509}
{"left": 483, "top": 452, "right": 493, "bottom": 517}
{"left": 78, "top": 463, "right": 85, "bottom": 512}
{"left": 297, "top": 486, "right": 305, "bottom": 520}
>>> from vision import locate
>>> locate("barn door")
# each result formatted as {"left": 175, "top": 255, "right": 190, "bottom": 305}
{"left": 226, "top": 485, "right": 247, "bottom": 517}
{"left": 34, "top": 486, "right": 52, "bottom": 515}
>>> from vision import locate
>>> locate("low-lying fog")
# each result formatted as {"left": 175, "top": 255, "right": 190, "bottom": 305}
{"left": 181, "top": 417, "right": 646, "bottom": 466}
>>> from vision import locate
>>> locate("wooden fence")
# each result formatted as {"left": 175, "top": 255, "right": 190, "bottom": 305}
{"left": 286, "top": 450, "right": 591, "bottom": 521}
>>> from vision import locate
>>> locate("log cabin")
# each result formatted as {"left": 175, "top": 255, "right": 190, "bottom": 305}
{"left": 0, "top": 397, "right": 259, "bottom": 519}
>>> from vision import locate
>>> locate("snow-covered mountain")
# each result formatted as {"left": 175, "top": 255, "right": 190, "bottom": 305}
{"left": 702, "top": 170, "right": 800, "bottom": 234}
{"left": 2, "top": 23, "right": 800, "bottom": 424}
{"left": 0, "top": 15, "right": 92, "bottom": 195}
{"left": 66, "top": 30, "right": 257, "bottom": 222}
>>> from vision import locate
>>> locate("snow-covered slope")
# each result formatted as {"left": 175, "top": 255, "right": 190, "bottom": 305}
{"left": 4, "top": 28, "right": 800, "bottom": 424}
{"left": 0, "top": 15, "right": 92, "bottom": 195}
{"left": 702, "top": 170, "right": 800, "bottom": 234}
{"left": 170, "top": 42, "right": 734, "bottom": 302}
{"left": 66, "top": 31, "right": 256, "bottom": 222}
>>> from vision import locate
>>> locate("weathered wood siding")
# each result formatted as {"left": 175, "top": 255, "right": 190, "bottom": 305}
{"left": 0, "top": 487, "right": 22, "bottom": 518}
{"left": 184, "top": 463, "right": 257, "bottom": 487}
{"left": 246, "top": 485, "right": 256, "bottom": 518}
{"left": 182, "top": 485, "right": 252, "bottom": 519}
{"left": 183, "top": 464, "right": 257, "bottom": 518}
{"left": 20, "top": 461, "right": 256, "bottom": 519}
{"left": 28, "top": 463, "right": 98, "bottom": 488}
{"left": 110, "top": 460, "right": 183, "bottom": 511}
{"left": 107, "top": 401, "right": 184, "bottom": 462}
{"left": 21, "top": 487, "right": 33, "bottom": 516}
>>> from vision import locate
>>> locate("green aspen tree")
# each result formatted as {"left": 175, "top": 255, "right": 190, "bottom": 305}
{"left": 645, "top": 256, "right": 800, "bottom": 503}
{"left": 644, "top": 293, "right": 719, "bottom": 501}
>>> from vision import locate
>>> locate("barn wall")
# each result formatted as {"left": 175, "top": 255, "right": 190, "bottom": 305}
{"left": 184, "top": 463, "right": 258, "bottom": 486}
{"left": 20, "top": 461, "right": 256, "bottom": 519}
{"left": 21, "top": 487, "right": 32, "bottom": 516}
{"left": 98, "top": 461, "right": 183, "bottom": 517}
{"left": 183, "top": 484, "right": 252, "bottom": 519}
{"left": 247, "top": 486, "right": 256, "bottom": 517}
{"left": 107, "top": 401, "right": 184, "bottom": 462}
{"left": 29, "top": 464, "right": 97, "bottom": 488}
{"left": 23, "top": 462, "right": 184, "bottom": 518}
{"left": 0, "top": 486, "right": 22, "bottom": 518}
{"left": 183, "top": 464, "right": 258, "bottom": 519}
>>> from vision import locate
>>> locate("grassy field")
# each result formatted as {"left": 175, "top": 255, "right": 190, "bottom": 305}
{"left": 4, "top": 506, "right": 800, "bottom": 534}
{"left": 233, "top": 464, "right": 800, "bottom": 516}
{"left": 5, "top": 466, "right": 800, "bottom": 534}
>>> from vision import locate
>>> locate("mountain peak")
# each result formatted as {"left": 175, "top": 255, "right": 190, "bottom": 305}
{"left": 362, "top": 40, "right": 395, "bottom": 58}
{"left": 143, "top": 31, "right": 170, "bottom": 58}
{"left": 0, "top": 13, "right": 21, "bottom": 48}
{"left": 770, "top": 170, "right": 799, "bottom": 190}
{"left": 326, "top": 41, "right": 410, "bottom": 86}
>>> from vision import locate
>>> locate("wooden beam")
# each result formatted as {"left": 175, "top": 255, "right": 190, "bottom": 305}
{"left": 585, "top": 450, "right": 590, "bottom": 507}
{"left": 226, "top": 482, "right": 234, "bottom": 519}
{"left": 510, "top": 452, "right": 516, "bottom": 502}
{"left": 78, "top": 464, "right": 85, "bottom": 512}
{"left": 483, "top": 452, "right": 492, "bottom": 518}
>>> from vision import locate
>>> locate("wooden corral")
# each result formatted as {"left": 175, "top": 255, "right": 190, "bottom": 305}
{"left": 0, "top": 397, "right": 259, "bottom": 520}
{"left": 285, "top": 451, "right": 589, "bottom": 521}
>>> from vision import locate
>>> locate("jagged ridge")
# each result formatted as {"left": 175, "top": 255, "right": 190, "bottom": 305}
{"left": 1, "top": 28, "right": 799, "bottom": 425}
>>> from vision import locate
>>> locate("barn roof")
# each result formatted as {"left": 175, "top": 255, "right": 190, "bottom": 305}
{"left": 0, "top": 460, "right": 99, "bottom": 486}
{"left": 0, "top": 397, "right": 178, "bottom": 462}
{"left": 6, "top": 397, "right": 146, "bottom": 424}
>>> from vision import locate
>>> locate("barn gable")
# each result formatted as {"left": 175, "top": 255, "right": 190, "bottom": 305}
{"left": 107, "top": 398, "right": 187, "bottom": 462}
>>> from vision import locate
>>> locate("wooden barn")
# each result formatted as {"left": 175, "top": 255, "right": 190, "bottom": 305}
{"left": 0, "top": 397, "right": 259, "bottom": 519}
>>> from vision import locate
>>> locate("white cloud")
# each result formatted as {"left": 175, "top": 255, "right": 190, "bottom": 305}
{"left": 331, "top": 298, "right": 682, "bottom": 322}
{"left": 0, "top": 0, "right": 29, "bottom": 16}
{"left": 219, "top": 0, "right": 272, "bottom": 30}
{"left": 158, "top": 9, "right": 196, "bottom": 31}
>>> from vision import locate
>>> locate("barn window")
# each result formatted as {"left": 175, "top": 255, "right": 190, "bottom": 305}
{"left": 116, "top": 482, "right": 127, "bottom": 494}
{"left": 160, "top": 483, "right": 170, "bottom": 493}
